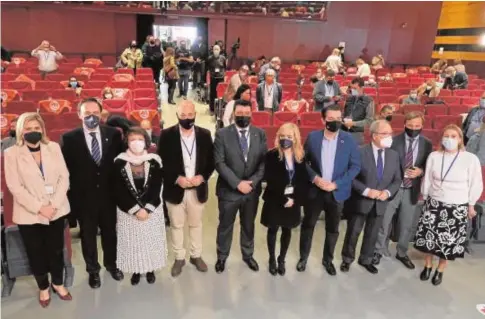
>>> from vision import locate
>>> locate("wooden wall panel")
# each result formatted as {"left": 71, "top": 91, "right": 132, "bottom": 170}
{"left": 438, "top": 1, "right": 485, "bottom": 29}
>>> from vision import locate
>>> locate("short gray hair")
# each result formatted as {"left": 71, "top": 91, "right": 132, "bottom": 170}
{"left": 369, "top": 119, "right": 390, "bottom": 134}
{"left": 265, "top": 68, "right": 276, "bottom": 76}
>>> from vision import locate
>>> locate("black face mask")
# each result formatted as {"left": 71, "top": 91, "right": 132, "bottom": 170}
{"left": 385, "top": 115, "right": 393, "bottom": 122}
{"left": 235, "top": 116, "right": 251, "bottom": 128}
{"left": 325, "top": 120, "right": 341, "bottom": 133}
{"left": 130, "top": 44, "right": 137, "bottom": 48}
{"left": 279, "top": 138, "right": 293, "bottom": 149}
{"left": 405, "top": 127, "right": 422, "bottom": 138}
{"left": 178, "top": 117, "right": 195, "bottom": 130}
{"left": 24, "top": 131, "right": 42, "bottom": 144}
{"left": 9, "top": 129, "right": 16, "bottom": 138}
{"left": 327, "top": 80, "right": 334, "bottom": 85}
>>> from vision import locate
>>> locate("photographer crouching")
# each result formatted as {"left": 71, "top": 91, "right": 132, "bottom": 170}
{"left": 207, "top": 45, "right": 226, "bottom": 116}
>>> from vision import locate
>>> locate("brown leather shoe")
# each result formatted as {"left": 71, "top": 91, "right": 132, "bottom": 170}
{"left": 171, "top": 259, "right": 186, "bottom": 277}
{"left": 190, "top": 257, "right": 208, "bottom": 272}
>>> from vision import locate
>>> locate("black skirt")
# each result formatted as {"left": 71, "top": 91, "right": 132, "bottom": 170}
{"left": 260, "top": 201, "right": 301, "bottom": 229}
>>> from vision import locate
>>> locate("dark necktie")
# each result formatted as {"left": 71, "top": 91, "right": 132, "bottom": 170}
{"left": 239, "top": 129, "right": 248, "bottom": 159}
{"left": 377, "top": 149, "right": 384, "bottom": 182}
{"left": 90, "top": 132, "right": 101, "bottom": 165}
{"left": 402, "top": 138, "right": 415, "bottom": 188}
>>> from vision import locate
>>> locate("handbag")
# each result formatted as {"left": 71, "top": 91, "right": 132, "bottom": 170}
{"left": 166, "top": 68, "right": 177, "bottom": 79}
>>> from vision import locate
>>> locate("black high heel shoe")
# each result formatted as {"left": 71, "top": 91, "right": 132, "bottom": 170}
{"left": 146, "top": 272, "right": 156, "bottom": 284}
{"left": 269, "top": 258, "right": 277, "bottom": 276}
{"left": 131, "top": 273, "right": 141, "bottom": 286}
{"left": 420, "top": 267, "right": 432, "bottom": 281}
{"left": 431, "top": 270, "right": 443, "bottom": 286}
{"left": 277, "top": 257, "right": 286, "bottom": 276}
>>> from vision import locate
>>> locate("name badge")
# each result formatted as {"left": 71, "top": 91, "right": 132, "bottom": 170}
{"left": 215, "top": 68, "right": 220, "bottom": 73}
{"left": 284, "top": 186, "right": 294, "bottom": 195}
{"left": 45, "top": 184, "right": 54, "bottom": 195}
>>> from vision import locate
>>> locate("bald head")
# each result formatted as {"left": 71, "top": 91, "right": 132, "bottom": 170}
{"left": 177, "top": 101, "right": 196, "bottom": 131}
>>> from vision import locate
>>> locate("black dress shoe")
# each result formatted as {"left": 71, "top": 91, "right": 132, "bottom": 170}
{"left": 215, "top": 259, "right": 226, "bottom": 273}
{"left": 420, "top": 267, "right": 432, "bottom": 281}
{"left": 431, "top": 270, "right": 443, "bottom": 286}
{"left": 358, "top": 261, "right": 378, "bottom": 274}
{"left": 296, "top": 259, "right": 307, "bottom": 272}
{"left": 88, "top": 273, "right": 101, "bottom": 289}
{"left": 322, "top": 261, "right": 337, "bottom": 276}
{"left": 131, "top": 273, "right": 140, "bottom": 286}
{"left": 277, "top": 257, "right": 286, "bottom": 276}
{"left": 372, "top": 253, "right": 382, "bottom": 266}
{"left": 109, "top": 268, "right": 124, "bottom": 281}
{"left": 146, "top": 272, "right": 156, "bottom": 284}
{"left": 269, "top": 258, "right": 277, "bottom": 276}
{"left": 243, "top": 257, "right": 259, "bottom": 272}
{"left": 340, "top": 262, "right": 350, "bottom": 273}
{"left": 396, "top": 255, "right": 415, "bottom": 269}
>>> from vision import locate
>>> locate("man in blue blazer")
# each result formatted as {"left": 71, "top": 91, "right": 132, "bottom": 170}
{"left": 299, "top": 104, "right": 361, "bottom": 275}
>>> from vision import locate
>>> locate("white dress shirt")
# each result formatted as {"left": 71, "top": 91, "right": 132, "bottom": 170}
{"left": 325, "top": 55, "right": 342, "bottom": 73}
{"left": 31, "top": 49, "right": 62, "bottom": 72}
{"left": 357, "top": 63, "right": 372, "bottom": 77}
{"left": 263, "top": 83, "right": 275, "bottom": 110}
{"left": 236, "top": 125, "right": 250, "bottom": 161}
{"left": 83, "top": 127, "right": 103, "bottom": 156}
{"left": 180, "top": 128, "right": 197, "bottom": 179}
{"left": 363, "top": 143, "right": 390, "bottom": 198}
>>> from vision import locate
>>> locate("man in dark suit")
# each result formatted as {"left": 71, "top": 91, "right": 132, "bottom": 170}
{"left": 300, "top": 104, "right": 361, "bottom": 275}
{"left": 256, "top": 68, "right": 283, "bottom": 113}
{"left": 60, "top": 98, "right": 124, "bottom": 288}
{"left": 313, "top": 69, "right": 341, "bottom": 111}
{"left": 373, "top": 112, "right": 432, "bottom": 269}
{"left": 214, "top": 99, "right": 267, "bottom": 273}
{"left": 341, "top": 120, "right": 402, "bottom": 274}
{"left": 157, "top": 100, "right": 215, "bottom": 277}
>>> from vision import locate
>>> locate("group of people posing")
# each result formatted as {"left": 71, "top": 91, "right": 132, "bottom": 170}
{"left": 4, "top": 96, "right": 483, "bottom": 308}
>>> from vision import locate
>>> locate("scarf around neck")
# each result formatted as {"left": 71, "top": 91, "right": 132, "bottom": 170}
{"left": 115, "top": 150, "right": 162, "bottom": 167}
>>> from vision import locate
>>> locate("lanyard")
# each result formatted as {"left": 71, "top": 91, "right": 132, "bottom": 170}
{"left": 440, "top": 151, "right": 460, "bottom": 185}
{"left": 181, "top": 137, "right": 195, "bottom": 160}
{"left": 285, "top": 158, "right": 295, "bottom": 182}
{"left": 265, "top": 84, "right": 274, "bottom": 95}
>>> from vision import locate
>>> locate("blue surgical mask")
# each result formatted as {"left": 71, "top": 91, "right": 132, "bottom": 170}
{"left": 84, "top": 114, "right": 100, "bottom": 130}
{"left": 70, "top": 81, "right": 78, "bottom": 88}
{"left": 351, "top": 89, "right": 359, "bottom": 96}
{"left": 442, "top": 137, "right": 458, "bottom": 151}
{"left": 480, "top": 98, "right": 485, "bottom": 108}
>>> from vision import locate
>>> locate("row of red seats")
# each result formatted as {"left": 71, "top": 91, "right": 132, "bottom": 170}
{"left": 4, "top": 88, "right": 156, "bottom": 102}
{"left": 378, "top": 103, "right": 471, "bottom": 116}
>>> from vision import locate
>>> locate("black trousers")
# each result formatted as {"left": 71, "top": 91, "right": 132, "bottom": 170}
{"left": 151, "top": 63, "right": 162, "bottom": 84}
{"left": 216, "top": 194, "right": 260, "bottom": 261}
{"left": 166, "top": 78, "right": 177, "bottom": 102}
{"left": 342, "top": 205, "right": 383, "bottom": 265}
{"left": 192, "top": 61, "right": 205, "bottom": 87}
{"left": 78, "top": 205, "right": 117, "bottom": 274}
{"left": 210, "top": 77, "right": 223, "bottom": 113}
{"left": 267, "top": 227, "right": 291, "bottom": 261}
{"left": 18, "top": 217, "right": 66, "bottom": 290}
{"left": 300, "top": 191, "right": 343, "bottom": 263}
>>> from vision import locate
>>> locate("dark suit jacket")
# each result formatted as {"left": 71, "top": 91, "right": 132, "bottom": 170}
{"left": 313, "top": 80, "right": 341, "bottom": 111}
{"left": 391, "top": 133, "right": 432, "bottom": 204}
{"left": 60, "top": 125, "right": 123, "bottom": 215}
{"left": 150, "top": 133, "right": 159, "bottom": 145}
{"left": 348, "top": 144, "right": 402, "bottom": 216}
{"left": 262, "top": 149, "right": 308, "bottom": 207}
{"left": 304, "top": 130, "right": 361, "bottom": 202}
{"left": 256, "top": 82, "right": 283, "bottom": 113}
{"left": 157, "top": 125, "right": 215, "bottom": 204}
{"left": 214, "top": 124, "right": 267, "bottom": 200}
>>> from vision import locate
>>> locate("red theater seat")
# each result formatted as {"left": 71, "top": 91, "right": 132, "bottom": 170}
{"left": 136, "top": 74, "right": 154, "bottom": 82}
{"left": 425, "top": 104, "right": 448, "bottom": 117}
{"left": 90, "top": 74, "right": 112, "bottom": 82}
{"left": 81, "top": 89, "right": 103, "bottom": 99}
{"left": 251, "top": 111, "right": 272, "bottom": 127}
{"left": 136, "top": 68, "right": 154, "bottom": 75}
{"left": 111, "top": 81, "right": 134, "bottom": 90}
{"left": 448, "top": 104, "right": 470, "bottom": 115}
{"left": 35, "top": 81, "right": 64, "bottom": 91}
{"left": 441, "top": 96, "right": 461, "bottom": 105}
{"left": 300, "top": 112, "right": 322, "bottom": 128}
{"left": 439, "top": 89, "right": 452, "bottom": 96}
{"left": 46, "top": 74, "right": 68, "bottom": 82}
{"left": 389, "top": 114, "right": 405, "bottom": 129}
{"left": 6, "top": 101, "right": 38, "bottom": 115}
{"left": 116, "top": 68, "right": 135, "bottom": 76}
{"left": 6, "top": 81, "right": 33, "bottom": 91}
{"left": 472, "top": 90, "right": 485, "bottom": 97}
{"left": 135, "top": 81, "right": 155, "bottom": 89}
{"left": 453, "top": 89, "right": 471, "bottom": 97}
{"left": 273, "top": 111, "right": 298, "bottom": 126}
{"left": 21, "top": 90, "right": 50, "bottom": 102}
{"left": 422, "top": 129, "right": 440, "bottom": 146}
{"left": 433, "top": 115, "right": 462, "bottom": 131}
{"left": 134, "top": 89, "right": 156, "bottom": 99}
{"left": 132, "top": 98, "right": 158, "bottom": 110}
{"left": 378, "top": 88, "right": 397, "bottom": 95}
{"left": 84, "top": 81, "right": 108, "bottom": 89}
{"left": 378, "top": 95, "right": 397, "bottom": 104}
{"left": 461, "top": 97, "right": 480, "bottom": 106}
{"left": 402, "top": 104, "right": 425, "bottom": 114}
{"left": 103, "top": 99, "right": 130, "bottom": 115}
{"left": 51, "top": 89, "right": 77, "bottom": 101}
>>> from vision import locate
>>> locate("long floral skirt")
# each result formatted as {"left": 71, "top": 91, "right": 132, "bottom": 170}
{"left": 414, "top": 197, "right": 468, "bottom": 260}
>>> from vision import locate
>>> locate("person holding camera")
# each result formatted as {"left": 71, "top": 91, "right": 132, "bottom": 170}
{"left": 31, "top": 40, "right": 63, "bottom": 79}
{"left": 175, "top": 40, "right": 194, "bottom": 99}
{"left": 207, "top": 45, "right": 226, "bottom": 115}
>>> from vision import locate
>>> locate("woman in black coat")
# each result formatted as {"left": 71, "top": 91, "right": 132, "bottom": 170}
{"left": 261, "top": 123, "right": 308, "bottom": 276}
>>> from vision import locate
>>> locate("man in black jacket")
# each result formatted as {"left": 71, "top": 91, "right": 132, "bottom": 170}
{"left": 157, "top": 100, "right": 215, "bottom": 277}
{"left": 207, "top": 45, "right": 226, "bottom": 115}
{"left": 191, "top": 35, "right": 207, "bottom": 88}
{"left": 60, "top": 98, "right": 124, "bottom": 289}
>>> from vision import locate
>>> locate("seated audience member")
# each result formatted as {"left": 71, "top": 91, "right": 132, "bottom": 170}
{"left": 313, "top": 69, "right": 341, "bottom": 111}
{"left": 453, "top": 59, "right": 466, "bottom": 73}
{"left": 1, "top": 117, "right": 18, "bottom": 152}
{"left": 256, "top": 69, "right": 283, "bottom": 113}
{"left": 315, "top": 68, "right": 325, "bottom": 81}
{"left": 431, "top": 59, "right": 447, "bottom": 74}
{"left": 140, "top": 119, "right": 159, "bottom": 145}
{"left": 371, "top": 54, "right": 385, "bottom": 70}
{"left": 258, "top": 57, "right": 281, "bottom": 83}
{"left": 463, "top": 92, "right": 485, "bottom": 144}
{"left": 417, "top": 79, "right": 440, "bottom": 99}
{"left": 325, "top": 49, "right": 343, "bottom": 74}
{"left": 31, "top": 40, "right": 63, "bottom": 79}
{"left": 309, "top": 75, "right": 319, "bottom": 89}
{"left": 120, "top": 40, "right": 143, "bottom": 72}
{"left": 356, "top": 58, "right": 372, "bottom": 77}
{"left": 402, "top": 89, "right": 421, "bottom": 105}
{"left": 342, "top": 78, "right": 375, "bottom": 144}
{"left": 224, "top": 65, "right": 249, "bottom": 102}
{"left": 280, "top": 8, "right": 289, "bottom": 17}
{"left": 466, "top": 118, "right": 485, "bottom": 165}
{"left": 443, "top": 66, "right": 468, "bottom": 90}
{"left": 4, "top": 112, "right": 72, "bottom": 307}
{"left": 378, "top": 105, "right": 394, "bottom": 122}
{"left": 261, "top": 123, "right": 308, "bottom": 276}
{"left": 415, "top": 125, "right": 482, "bottom": 286}
{"left": 67, "top": 76, "right": 83, "bottom": 96}
{"left": 223, "top": 84, "right": 251, "bottom": 127}
{"left": 102, "top": 87, "right": 114, "bottom": 100}
{"left": 113, "top": 127, "right": 167, "bottom": 285}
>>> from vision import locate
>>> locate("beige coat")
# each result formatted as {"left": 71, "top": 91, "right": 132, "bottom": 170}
{"left": 121, "top": 48, "right": 143, "bottom": 69}
{"left": 4, "top": 142, "right": 70, "bottom": 225}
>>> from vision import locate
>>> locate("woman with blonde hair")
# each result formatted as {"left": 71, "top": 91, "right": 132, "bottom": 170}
{"left": 417, "top": 79, "right": 440, "bottom": 98}
{"left": 163, "top": 46, "right": 179, "bottom": 105}
{"left": 356, "top": 58, "right": 371, "bottom": 77}
{"left": 415, "top": 124, "right": 482, "bottom": 286}
{"left": 325, "top": 48, "right": 343, "bottom": 74}
{"left": 260, "top": 123, "right": 308, "bottom": 276}
{"left": 4, "top": 112, "right": 72, "bottom": 307}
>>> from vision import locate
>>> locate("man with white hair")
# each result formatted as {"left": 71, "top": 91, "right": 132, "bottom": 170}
{"left": 258, "top": 56, "right": 281, "bottom": 83}
{"left": 31, "top": 40, "right": 63, "bottom": 79}
{"left": 340, "top": 120, "right": 401, "bottom": 275}
{"left": 256, "top": 68, "right": 283, "bottom": 112}
{"left": 157, "top": 100, "right": 215, "bottom": 277}
{"left": 207, "top": 44, "right": 227, "bottom": 115}
{"left": 443, "top": 65, "right": 468, "bottom": 90}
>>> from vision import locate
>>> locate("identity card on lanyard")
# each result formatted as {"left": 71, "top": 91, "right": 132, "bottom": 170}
{"left": 435, "top": 152, "right": 459, "bottom": 197}
{"left": 284, "top": 159, "right": 295, "bottom": 195}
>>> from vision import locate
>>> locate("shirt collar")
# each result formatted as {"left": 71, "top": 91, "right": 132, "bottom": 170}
{"left": 179, "top": 126, "right": 195, "bottom": 138}
{"left": 371, "top": 142, "right": 384, "bottom": 153}
{"left": 84, "top": 126, "right": 100, "bottom": 136}
{"left": 323, "top": 131, "right": 339, "bottom": 141}
{"left": 236, "top": 125, "right": 250, "bottom": 133}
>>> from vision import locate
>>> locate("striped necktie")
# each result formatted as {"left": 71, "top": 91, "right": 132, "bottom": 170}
{"left": 90, "top": 132, "right": 101, "bottom": 165}
{"left": 402, "top": 138, "right": 415, "bottom": 187}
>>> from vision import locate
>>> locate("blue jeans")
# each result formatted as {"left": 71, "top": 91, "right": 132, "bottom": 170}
{"left": 177, "top": 70, "right": 190, "bottom": 97}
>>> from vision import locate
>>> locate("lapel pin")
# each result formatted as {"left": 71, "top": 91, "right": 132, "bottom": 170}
{"left": 105, "top": 138, "right": 108, "bottom": 141}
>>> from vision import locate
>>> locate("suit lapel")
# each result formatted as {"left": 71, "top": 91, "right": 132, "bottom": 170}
{"left": 366, "top": 145, "right": 378, "bottom": 182}
{"left": 331, "top": 132, "right": 345, "bottom": 180}
{"left": 416, "top": 135, "right": 425, "bottom": 167}
{"left": 76, "top": 129, "right": 96, "bottom": 165}
{"left": 396, "top": 133, "right": 406, "bottom": 172}
{"left": 100, "top": 126, "right": 110, "bottom": 165}
{"left": 194, "top": 126, "right": 202, "bottom": 174}
{"left": 246, "top": 126, "right": 259, "bottom": 166}
{"left": 19, "top": 145, "right": 44, "bottom": 180}
{"left": 173, "top": 126, "right": 185, "bottom": 173}
{"left": 379, "top": 148, "right": 393, "bottom": 188}
{"left": 231, "top": 125, "right": 245, "bottom": 162}
{"left": 315, "top": 130, "right": 324, "bottom": 173}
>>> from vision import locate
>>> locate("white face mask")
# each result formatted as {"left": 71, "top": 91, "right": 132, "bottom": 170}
{"left": 380, "top": 136, "right": 393, "bottom": 148}
{"left": 105, "top": 94, "right": 113, "bottom": 99}
{"left": 410, "top": 93, "right": 417, "bottom": 99}
{"left": 129, "top": 140, "right": 146, "bottom": 154}
{"left": 442, "top": 137, "right": 458, "bottom": 151}
{"left": 426, "top": 85, "right": 432, "bottom": 90}
{"left": 351, "top": 89, "right": 359, "bottom": 96}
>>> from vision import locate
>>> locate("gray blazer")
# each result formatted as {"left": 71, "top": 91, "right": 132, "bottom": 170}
{"left": 214, "top": 124, "right": 267, "bottom": 200}
{"left": 466, "top": 132, "right": 485, "bottom": 165}
{"left": 313, "top": 80, "right": 341, "bottom": 111}
{"left": 348, "top": 144, "right": 402, "bottom": 216}
{"left": 256, "top": 82, "right": 283, "bottom": 113}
